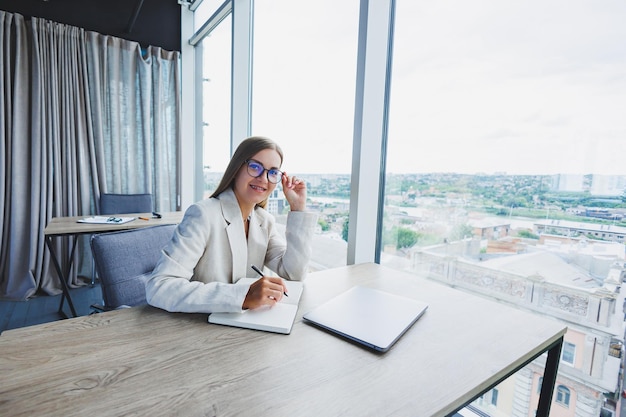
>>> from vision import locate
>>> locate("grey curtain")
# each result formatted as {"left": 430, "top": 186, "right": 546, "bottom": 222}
{"left": 0, "top": 11, "right": 35, "bottom": 299}
{"left": 86, "top": 33, "right": 180, "bottom": 208}
{"left": 0, "top": 11, "right": 180, "bottom": 300}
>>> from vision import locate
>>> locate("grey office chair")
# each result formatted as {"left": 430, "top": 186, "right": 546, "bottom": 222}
{"left": 90, "top": 193, "right": 154, "bottom": 285}
{"left": 100, "top": 193, "right": 153, "bottom": 215}
{"left": 90, "top": 224, "right": 176, "bottom": 311}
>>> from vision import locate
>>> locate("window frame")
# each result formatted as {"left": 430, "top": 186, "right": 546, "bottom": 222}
{"left": 561, "top": 341, "right": 576, "bottom": 366}
{"left": 555, "top": 385, "right": 571, "bottom": 407}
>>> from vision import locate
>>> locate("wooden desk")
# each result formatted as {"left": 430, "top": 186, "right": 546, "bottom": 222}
{"left": 44, "top": 211, "right": 184, "bottom": 317}
{"left": 0, "top": 263, "right": 566, "bottom": 416}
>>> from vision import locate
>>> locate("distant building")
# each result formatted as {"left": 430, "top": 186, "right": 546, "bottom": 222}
{"left": 582, "top": 208, "right": 624, "bottom": 222}
{"left": 549, "top": 174, "right": 626, "bottom": 197}
{"left": 410, "top": 237, "right": 626, "bottom": 417}
{"left": 266, "top": 188, "right": 285, "bottom": 215}
{"left": 534, "top": 219, "right": 626, "bottom": 244}
{"left": 552, "top": 174, "right": 586, "bottom": 192}
{"left": 590, "top": 175, "right": 626, "bottom": 197}
{"left": 468, "top": 219, "right": 511, "bottom": 240}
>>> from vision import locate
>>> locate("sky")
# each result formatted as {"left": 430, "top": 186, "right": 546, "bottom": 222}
{"left": 204, "top": 0, "right": 626, "bottom": 177}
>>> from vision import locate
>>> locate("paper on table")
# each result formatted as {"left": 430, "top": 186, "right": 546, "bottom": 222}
{"left": 208, "top": 277, "right": 304, "bottom": 334}
{"left": 77, "top": 216, "right": 136, "bottom": 224}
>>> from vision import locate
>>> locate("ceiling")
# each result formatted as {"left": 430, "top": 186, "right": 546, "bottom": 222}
{"left": 0, "top": 0, "right": 182, "bottom": 51}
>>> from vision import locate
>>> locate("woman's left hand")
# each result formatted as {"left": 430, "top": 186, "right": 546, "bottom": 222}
{"left": 281, "top": 173, "right": 307, "bottom": 211}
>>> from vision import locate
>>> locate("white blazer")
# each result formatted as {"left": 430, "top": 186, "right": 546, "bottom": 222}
{"left": 145, "top": 188, "right": 318, "bottom": 314}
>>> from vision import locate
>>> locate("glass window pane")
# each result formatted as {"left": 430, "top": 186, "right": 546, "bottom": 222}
{"left": 252, "top": 0, "right": 360, "bottom": 271}
{"left": 385, "top": 2, "right": 626, "bottom": 262}
{"left": 201, "top": 13, "right": 232, "bottom": 199}
{"left": 562, "top": 341, "right": 576, "bottom": 364}
{"left": 384, "top": 1, "right": 625, "bottom": 415}
{"left": 194, "top": 0, "right": 228, "bottom": 29}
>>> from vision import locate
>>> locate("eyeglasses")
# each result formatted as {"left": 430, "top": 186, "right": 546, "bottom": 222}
{"left": 245, "top": 159, "right": 283, "bottom": 184}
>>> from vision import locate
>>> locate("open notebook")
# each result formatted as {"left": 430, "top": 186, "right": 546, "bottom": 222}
{"left": 208, "top": 278, "right": 304, "bottom": 334}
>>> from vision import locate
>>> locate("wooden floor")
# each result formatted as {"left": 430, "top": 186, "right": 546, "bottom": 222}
{"left": 0, "top": 282, "right": 103, "bottom": 335}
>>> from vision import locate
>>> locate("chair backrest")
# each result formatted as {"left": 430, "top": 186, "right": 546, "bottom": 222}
{"left": 90, "top": 224, "right": 176, "bottom": 309}
{"left": 100, "top": 193, "right": 152, "bottom": 215}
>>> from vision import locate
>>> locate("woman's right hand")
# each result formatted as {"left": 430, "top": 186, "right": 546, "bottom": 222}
{"left": 242, "top": 276, "right": 287, "bottom": 310}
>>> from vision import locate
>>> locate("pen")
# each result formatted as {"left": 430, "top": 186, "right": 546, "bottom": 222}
{"left": 138, "top": 217, "right": 149, "bottom": 221}
{"left": 251, "top": 265, "right": 288, "bottom": 297}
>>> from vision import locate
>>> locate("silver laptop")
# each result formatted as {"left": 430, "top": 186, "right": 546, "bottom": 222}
{"left": 302, "top": 286, "right": 428, "bottom": 352}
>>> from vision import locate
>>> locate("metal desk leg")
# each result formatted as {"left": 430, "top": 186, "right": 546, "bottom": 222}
{"left": 45, "top": 236, "right": 78, "bottom": 318}
{"left": 536, "top": 336, "right": 563, "bottom": 417}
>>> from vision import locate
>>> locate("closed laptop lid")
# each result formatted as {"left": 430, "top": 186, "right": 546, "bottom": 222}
{"left": 303, "top": 286, "right": 428, "bottom": 352}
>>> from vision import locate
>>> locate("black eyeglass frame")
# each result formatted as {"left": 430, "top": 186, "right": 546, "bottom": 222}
{"left": 244, "top": 159, "right": 283, "bottom": 184}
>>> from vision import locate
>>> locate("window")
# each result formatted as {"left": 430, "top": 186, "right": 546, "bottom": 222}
{"left": 556, "top": 385, "right": 571, "bottom": 407}
{"left": 383, "top": 1, "right": 626, "bottom": 266}
{"left": 490, "top": 388, "right": 498, "bottom": 406}
{"left": 193, "top": 0, "right": 226, "bottom": 28}
{"left": 381, "top": 1, "right": 624, "bottom": 413}
{"left": 561, "top": 341, "right": 576, "bottom": 365}
{"left": 200, "top": 13, "right": 232, "bottom": 199}
{"left": 252, "top": 0, "right": 359, "bottom": 269}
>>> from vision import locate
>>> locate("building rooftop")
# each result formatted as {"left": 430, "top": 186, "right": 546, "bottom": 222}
{"left": 535, "top": 219, "right": 626, "bottom": 234}
{"left": 480, "top": 251, "right": 601, "bottom": 288}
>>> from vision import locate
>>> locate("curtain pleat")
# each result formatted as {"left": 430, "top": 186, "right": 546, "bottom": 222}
{"left": 0, "top": 11, "right": 39, "bottom": 299}
{"left": 0, "top": 11, "right": 180, "bottom": 300}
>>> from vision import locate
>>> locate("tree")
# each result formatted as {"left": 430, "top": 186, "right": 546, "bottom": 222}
{"left": 449, "top": 224, "right": 473, "bottom": 241}
{"left": 341, "top": 219, "right": 349, "bottom": 242}
{"left": 396, "top": 228, "right": 419, "bottom": 249}
{"left": 517, "top": 230, "right": 539, "bottom": 239}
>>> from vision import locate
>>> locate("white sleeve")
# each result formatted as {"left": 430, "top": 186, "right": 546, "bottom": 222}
{"left": 144, "top": 203, "right": 248, "bottom": 314}
{"left": 265, "top": 210, "right": 318, "bottom": 280}
{"left": 145, "top": 277, "right": 250, "bottom": 314}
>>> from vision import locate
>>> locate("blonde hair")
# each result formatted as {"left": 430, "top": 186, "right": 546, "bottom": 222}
{"left": 210, "top": 136, "right": 283, "bottom": 209}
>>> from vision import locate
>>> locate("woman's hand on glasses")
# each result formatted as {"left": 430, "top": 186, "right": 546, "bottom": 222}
{"left": 281, "top": 172, "right": 307, "bottom": 211}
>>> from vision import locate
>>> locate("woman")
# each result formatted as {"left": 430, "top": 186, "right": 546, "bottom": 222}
{"left": 145, "top": 136, "right": 318, "bottom": 313}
